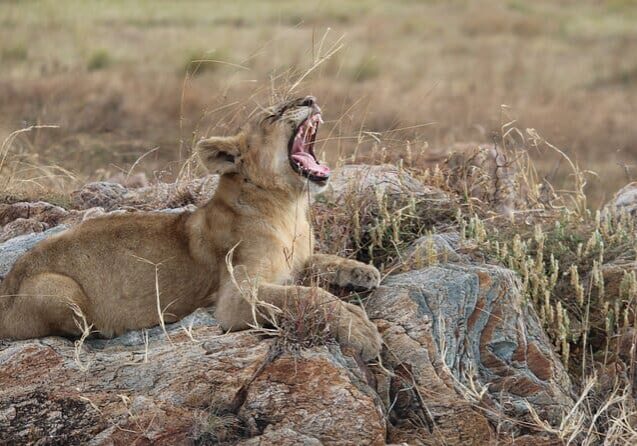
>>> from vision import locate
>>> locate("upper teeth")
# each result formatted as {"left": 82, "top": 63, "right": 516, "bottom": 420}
{"left": 295, "top": 114, "right": 321, "bottom": 146}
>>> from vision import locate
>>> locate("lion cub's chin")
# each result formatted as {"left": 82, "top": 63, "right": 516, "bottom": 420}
{"left": 303, "top": 178, "right": 330, "bottom": 195}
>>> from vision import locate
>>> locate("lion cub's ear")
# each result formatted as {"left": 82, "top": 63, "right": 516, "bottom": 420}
{"left": 196, "top": 134, "right": 244, "bottom": 174}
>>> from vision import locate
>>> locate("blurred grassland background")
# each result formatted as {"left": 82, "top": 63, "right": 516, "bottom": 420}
{"left": 1, "top": 0, "right": 636, "bottom": 206}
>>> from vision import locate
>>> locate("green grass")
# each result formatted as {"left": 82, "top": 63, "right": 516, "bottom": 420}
{"left": 1, "top": 45, "right": 27, "bottom": 62}
{"left": 87, "top": 49, "right": 112, "bottom": 71}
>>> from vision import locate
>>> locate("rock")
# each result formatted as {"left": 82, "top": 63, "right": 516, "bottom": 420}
{"left": 70, "top": 182, "right": 129, "bottom": 210}
{"left": 0, "top": 309, "right": 385, "bottom": 445}
{"left": 0, "top": 201, "right": 68, "bottom": 242}
{"left": 0, "top": 218, "right": 48, "bottom": 243}
{"left": 77, "top": 166, "right": 438, "bottom": 213}
{"left": 0, "top": 201, "right": 69, "bottom": 241}
{"left": 315, "top": 164, "right": 455, "bottom": 263}
{"left": 395, "top": 232, "right": 463, "bottom": 270}
{"left": 0, "top": 201, "right": 68, "bottom": 226}
{"left": 604, "top": 182, "right": 637, "bottom": 216}
{"left": 125, "top": 175, "right": 220, "bottom": 209}
{"left": 579, "top": 259, "right": 637, "bottom": 349}
{"left": 327, "top": 164, "right": 447, "bottom": 203}
{"left": 0, "top": 169, "right": 582, "bottom": 444}
{"left": 237, "top": 348, "right": 385, "bottom": 445}
{"left": 0, "top": 226, "right": 69, "bottom": 279}
{"left": 366, "top": 264, "right": 575, "bottom": 443}
{"left": 70, "top": 175, "right": 220, "bottom": 211}
{"left": 0, "top": 236, "right": 577, "bottom": 444}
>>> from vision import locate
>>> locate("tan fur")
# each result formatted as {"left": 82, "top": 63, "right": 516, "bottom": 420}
{"left": 0, "top": 97, "right": 382, "bottom": 360}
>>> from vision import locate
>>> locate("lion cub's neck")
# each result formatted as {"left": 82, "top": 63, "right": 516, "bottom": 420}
{"left": 187, "top": 174, "right": 312, "bottom": 268}
{"left": 212, "top": 173, "right": 309, "bottom": 217}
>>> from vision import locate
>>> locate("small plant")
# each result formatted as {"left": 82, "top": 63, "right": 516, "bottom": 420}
{"left": 87, "top": 49, "right": 112, "bottom": 71}
{"left": 350, "top": 54, "right": 380, "bottom": 82}
{"left": 1, "top": 45, "right": 28, "bottom": 62}
{"left": 193, "top": 400, "right": 244, "bottom": 445}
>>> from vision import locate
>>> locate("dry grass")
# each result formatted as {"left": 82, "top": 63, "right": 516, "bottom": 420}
{"left": 2, "top": 1, "right": 637, "bottom": 443}
{"left": 1, "top": 0, "right": 636, "bottom": 206}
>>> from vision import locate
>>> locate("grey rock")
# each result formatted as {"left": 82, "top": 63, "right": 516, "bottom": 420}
{"left": 327, "top": 164, "right": 448, "bottom": 203}
{"left": 603, "top": 181, "right": 637, "bottom": 217}
{"left": 398, "top": 232, "right": 463, "bottom": 269}
{"left": 0, "top": 225, "right": 68, "bottom": 279}
{"left": 0, "top": 218, "right": 48, "bottom": 243}
{"left": 0, "top": 201, "right": 68, "bottom": 226}
{"left": 70, "top": 175, "right": 220, "bottom": 211}
{"left": 368, "top": 264, "right": 575, "bottom": 443}
{"left": 71, "top": 182, "right": 128, "bottom": 210}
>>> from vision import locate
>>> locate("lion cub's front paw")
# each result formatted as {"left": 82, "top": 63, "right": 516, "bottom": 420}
{"left": 333, "top": 260, "right": 381, "bottom": 291}
{"left": 334, "top": 301, "right": 382, "bottom": 361}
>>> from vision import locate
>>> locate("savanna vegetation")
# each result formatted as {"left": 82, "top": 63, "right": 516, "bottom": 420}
{"left": 2, "top": 1, "right": 637, "bottom": 443}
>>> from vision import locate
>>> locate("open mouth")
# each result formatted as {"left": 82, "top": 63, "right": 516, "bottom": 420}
{"left": 288, "top": 112, "right": 331, "bottom": 184}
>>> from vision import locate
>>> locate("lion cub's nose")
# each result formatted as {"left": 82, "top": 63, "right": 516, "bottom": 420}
{"left": 301, "top": 96, "right": 316, "bottom": 107}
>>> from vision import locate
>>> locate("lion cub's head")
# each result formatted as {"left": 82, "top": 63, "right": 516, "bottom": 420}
{"left": 197, "top": 96, "right": 330, "bottom": 194}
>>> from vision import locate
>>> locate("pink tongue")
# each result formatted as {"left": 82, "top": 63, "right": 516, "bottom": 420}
{"left": 291, "top": 152, "right": 331, "bottom": 177}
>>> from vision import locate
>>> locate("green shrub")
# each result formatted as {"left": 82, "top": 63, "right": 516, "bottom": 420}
{"left": 87, "top": 49, "right": 112, "bottom": 71}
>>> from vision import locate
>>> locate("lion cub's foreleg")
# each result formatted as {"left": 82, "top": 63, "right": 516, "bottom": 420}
{"left": 303, "top": 254, "right": 381, "bottom": 292}
{"left": 0, "top": 273, "right": 90, "bottom": 340}
{"left": 214, "top": 282, "right": 381, "bottom": 361}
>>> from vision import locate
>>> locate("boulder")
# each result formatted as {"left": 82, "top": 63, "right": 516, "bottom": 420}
{"left": 604, "top": 182, "right": 637, "bottom": 216}
{"left": 70, "top": 175, "right": 220, "bottom": 211}
{"left": 0, "top": 218, "right": 48, "bottom": 243}
{"left": 394, "top": 232, "right": 464, "bottom": 271}
{"left": 0, "top": 309, "right": 386, "bottom": 445}
{"left": 366, "top": 264, "right": 575, "bottom": 443}
{"left": 70, "top": 182, "right": 129, "bottom": 210}
{"left": 0, "top": 201, "right": 68, "bottom": 227}
{"left": 0, "top": 171, "right": 580, "bottom": 444}
{"left": 71, "top": 165, "right": 441, "bottom": 214}
{"left": 327, "top": 164, "right": 447, "bottom": 204}
{"left": 0, "top": 226, "right": 69, "bottom": 279}
{"left": 0, "top": 201, "right": 69, "bottom": 241}
{"left": 0, "top": 243, "right": 576, "bottom": 444}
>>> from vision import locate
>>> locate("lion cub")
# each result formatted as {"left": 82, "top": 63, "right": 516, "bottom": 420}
{"left": 0, "top": 96, "right": 382, "bottom": 360}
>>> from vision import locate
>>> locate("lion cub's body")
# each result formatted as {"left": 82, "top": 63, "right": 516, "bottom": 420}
{"left": 0, "top": 175, "right": 311, "bottom": 338}
{"left": 0, "top": 96, "right": 381, "bottom": 360}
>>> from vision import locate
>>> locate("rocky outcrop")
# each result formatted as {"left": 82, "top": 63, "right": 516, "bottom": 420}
{"left": 0, "top": 201, "right": 68, "bottom": 227}
{"left": 0, "top": 310, "right": 386, "bottom": 445}
{"left": 0, "top": 259, "right": 574, "bottom": 445}
{"left": 0, "top": 167, "right": 577, "bottom": 444}
{"left": 366, "top": 264, "right": 574, "bottom": 444}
